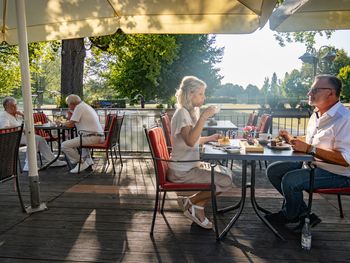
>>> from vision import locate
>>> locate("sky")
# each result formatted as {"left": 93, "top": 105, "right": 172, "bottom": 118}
{"left": 215, "top": 27, "right": 350, "bottom": 88}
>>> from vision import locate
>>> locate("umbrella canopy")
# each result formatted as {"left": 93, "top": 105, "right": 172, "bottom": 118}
{"left": 1, "top": 0, "right": 277, "bottom": 212}
{"left": 1, "top": 0, "right": 277, "bottom": 44}
{"left": 269, "top": 0, "right": 350, "bottom": 32}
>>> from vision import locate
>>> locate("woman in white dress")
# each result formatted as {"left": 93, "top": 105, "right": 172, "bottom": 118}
{"left": 168, "top": 76, "right": 234, "bottom": 229}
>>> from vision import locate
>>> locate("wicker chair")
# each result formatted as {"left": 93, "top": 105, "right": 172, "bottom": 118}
{"left": 0, "top": 125, "right": 26, "bottom": 212}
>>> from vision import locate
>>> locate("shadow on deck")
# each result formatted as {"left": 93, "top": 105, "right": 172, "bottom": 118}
{"left": 0, "top": 154, "right": 349, "bottom": 262}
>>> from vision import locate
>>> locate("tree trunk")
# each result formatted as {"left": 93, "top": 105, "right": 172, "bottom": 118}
{"left": 61, "top": 38, "right": 86, "bottom": 104}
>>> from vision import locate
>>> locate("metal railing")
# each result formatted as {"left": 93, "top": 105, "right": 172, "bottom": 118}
{"left": 35, "top": 107, "right": 311, "bottom": 153}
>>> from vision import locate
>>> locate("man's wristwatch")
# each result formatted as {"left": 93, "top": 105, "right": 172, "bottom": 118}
{"left": 308, "top": 145, "right": 317, "bottom": 156}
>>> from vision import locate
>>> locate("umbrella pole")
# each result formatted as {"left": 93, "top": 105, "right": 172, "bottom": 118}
{"left": 15, "top": 0, "right": 47, "bottom": 213}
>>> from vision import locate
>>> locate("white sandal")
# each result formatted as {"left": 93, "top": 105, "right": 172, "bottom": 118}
{"left": 177, "top": 196, "right": 192, "bottom": 211}
{"left": 183, "top": 204, "right": 213, "bottom": 229}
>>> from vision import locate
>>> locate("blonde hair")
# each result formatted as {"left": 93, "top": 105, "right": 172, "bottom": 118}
{"left": 175, "top": 76, "right": 206, "bottom": 122}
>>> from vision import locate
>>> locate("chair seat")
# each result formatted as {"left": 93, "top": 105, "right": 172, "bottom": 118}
{"left": 314, "top": 187, "right": 350, "bottom": 194}
{"left": 82, "top": 142, "right": 108, "bottom": 149}
{"left": 161, "top": 182, "right": 211, "bottom": 190}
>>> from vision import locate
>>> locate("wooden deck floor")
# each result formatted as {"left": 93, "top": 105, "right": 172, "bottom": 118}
{"left": 1, "top": 154, "right": 350, "bottom": 262}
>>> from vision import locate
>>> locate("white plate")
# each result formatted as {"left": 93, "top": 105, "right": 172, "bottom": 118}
{"left": 208, "top": 141, "right": 231, "bottom": 147}
{"left": 267, "top": 143, "right": 291, "bottom": 150}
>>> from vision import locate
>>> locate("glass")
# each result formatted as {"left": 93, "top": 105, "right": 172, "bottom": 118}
{"left": 308, "top": 87, "right": 332, "bottom": 94}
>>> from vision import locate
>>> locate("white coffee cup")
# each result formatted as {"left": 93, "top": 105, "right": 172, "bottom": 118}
{"left": 211, "top": 105, "right": 221, "bottom": 114}
{"left": 259, "top": 133, "right": 271, "bottom": 140}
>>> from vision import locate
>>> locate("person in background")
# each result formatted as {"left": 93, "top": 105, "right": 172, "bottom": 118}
{"left": 61, "top": 94, "right": 104, "bottom": 173}
{"left": 168, "top": 76, "right": 234, "bottom": 229}
{"left": 266, "top": 75, "right": 350, "bottom": 228}
{"left": 0, "top": 97, "right": 66, "bottom": 171}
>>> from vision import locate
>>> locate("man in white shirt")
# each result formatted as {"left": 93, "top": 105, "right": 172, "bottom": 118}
{"left": 0, "top": 97, "right": 66, "bottom": 171}
{"left": 266, "top": 75, "right": 350, "bottom": 228}
{"left": 61, "top": 94, "right": 104, "bottom": 173}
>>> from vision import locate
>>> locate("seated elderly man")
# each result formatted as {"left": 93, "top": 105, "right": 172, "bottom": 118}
{"left": 61, "top": 94, "right": 104, "bottom": 173}
{"left": 266, "top": 75, "right": 350, "bottom": 229}
{"left": 0, "top": 97, "right": 66, "bottom": 171}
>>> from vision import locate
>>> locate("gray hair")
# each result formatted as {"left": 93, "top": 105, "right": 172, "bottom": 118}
{"left": 66, "top": 94, "right": 82, "bottom": 105}
{"left": 2, "top": 96, "right": 16, "bottom": 109}
{"left": 315, "top": 74, "right": 342, "bottom": 97}
{"left": 175, "top": 76, "right": 206, "bottom": 122}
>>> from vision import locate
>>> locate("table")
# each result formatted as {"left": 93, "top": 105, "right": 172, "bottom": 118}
{"left": 201, "top": 139, "right": 313, "bottom": 241}
{"left": 204, "top": 120, "right": 238, "bottom": 133}
{"left": 34, "top": 124, "right": 75, "bottom": 170}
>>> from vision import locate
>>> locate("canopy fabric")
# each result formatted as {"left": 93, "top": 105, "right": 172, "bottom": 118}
{"left": 269, "top": 0, "right": 350, "bottom": 32}
{"left": 1, "top": 0, "right": 277, "bottom": 44}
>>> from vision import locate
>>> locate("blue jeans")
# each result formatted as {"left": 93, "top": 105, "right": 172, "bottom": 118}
{"left": 266, "top": 161, "right": 350, "bottom": 221}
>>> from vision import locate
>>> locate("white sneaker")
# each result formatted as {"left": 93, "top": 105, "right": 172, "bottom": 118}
{"left": 70, "top": 161, "right": 90, "bottom": 174}
{"left": 85, "top": 158, "right": 94, "bottom": 166}
{"left": 51, "top": 160, "right": 67, "bottom": 167}
{"left": 23, "top": 162, "right": 29, "bottom": 172}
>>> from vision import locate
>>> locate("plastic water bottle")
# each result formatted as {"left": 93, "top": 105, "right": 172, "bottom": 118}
{"left": 301, "top": 218, "right": 312, "bottom": 250}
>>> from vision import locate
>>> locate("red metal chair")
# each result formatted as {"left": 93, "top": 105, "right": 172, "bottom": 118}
{"left": 78, "top": 114, "right": 124, "bottom": 174}
{"left": 144, "top": 125, "right": 218, "bottom": 237}
{"left": 246, "top": 111, "right": 258, "bottom": 127}
{"left": 33, "top": 112, "right": 58, "bottom": 150}
{"left": 160, "top": 112, "right": 172, "bottom": 151}
{"left": 313, "top": 188, "right": 350, "bottom": 218}
{"left": 304, "top": 166, "right": 350, "bottom": 225}
{"left": 256, "top": 114, "right": 272, "bottom": 134}
{"left": 0, "top": 125, "right": 26, "bottom": 212}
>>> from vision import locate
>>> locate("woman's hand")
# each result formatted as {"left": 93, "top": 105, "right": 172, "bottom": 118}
{"left": 200, "top": 106, "right": 216, "bottom": 120}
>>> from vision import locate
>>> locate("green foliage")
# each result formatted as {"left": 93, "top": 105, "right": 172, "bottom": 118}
{"left": 89, "top": 33, "right": 223, "bottom": 104}
{"left": 273, "top": 31, "right": 333, "bottom": 50}
{"left": 158, "top": 35, "right": 224, "bottom": 101}
{"left": 338, "top": 65, "right": 350, "bottom": 102}
{"left": 0, "top": 43, "right": 21, "bottom": 96}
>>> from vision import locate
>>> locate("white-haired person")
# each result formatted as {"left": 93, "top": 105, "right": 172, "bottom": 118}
{"left": 61, "top": 94, "right": 104, "bottom": 173}
{"left": 168, "top": 76, "right": 234, "bottom": 229}
{"left": 0, "top": 97, "right": 66, "bottom": 171}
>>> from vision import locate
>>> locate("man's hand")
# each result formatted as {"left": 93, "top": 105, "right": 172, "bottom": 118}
{"left": 279, "top": 129, "right": 293, "bottom": 143}
{"left": 290, "top": 138, "right": 309, "bottom": 153}
{"left": 15, "top": 111, "right": 24, "bottom": 117}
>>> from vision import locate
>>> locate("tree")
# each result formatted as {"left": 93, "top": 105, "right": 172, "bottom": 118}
{"left": 0, "top": 43, "right": 21, "bottom": 96}
{"left": 245, "top": 84, "right": 260, "bottom": 104}
{"left": 280, "top": 69, "right": 309, "bottom": 107}
{"left": 158, "top": 35, "right": 224, "bottom": 104}
{"left": 61, "top": 39, "right": 86, "bottom": 103}
{"left": 338, "top": 65, "right": 350, "bottom": 102}
{"left": 88, "top": 33, "right": 223, "bottom": 105}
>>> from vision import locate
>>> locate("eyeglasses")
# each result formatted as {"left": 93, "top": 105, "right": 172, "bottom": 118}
{"left": 308, "top": 87, "right": 332, "bottom": 94}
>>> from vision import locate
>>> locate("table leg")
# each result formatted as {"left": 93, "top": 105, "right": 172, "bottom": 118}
{"left": 38, "top": 129, "right": 62, "bottom": 171}
{"left": 217, "top": 160, "right": 247, "bottom": 240}
{"left": 250, "top": 160, "right": 286, "bottom": 241}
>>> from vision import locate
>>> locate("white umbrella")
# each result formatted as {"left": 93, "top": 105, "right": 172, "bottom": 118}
{"left": 269, "top": 0, "right": 350, "bottom": 32}
{"left": 1, "top": 0, "right": 277, "bottom": 212}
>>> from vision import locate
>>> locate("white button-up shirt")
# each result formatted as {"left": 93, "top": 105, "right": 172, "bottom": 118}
{"left": 306, "top": 101, "right": 350, "bottom": 176}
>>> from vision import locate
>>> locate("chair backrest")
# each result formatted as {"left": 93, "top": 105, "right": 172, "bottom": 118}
{"left": 145, "top": 126, "right": 170, "bottom": 187}
{"left": 0, "top": 125, "right": 23, "bottom": 182}
{"left": 104, "top": 113, "right": 116, "bottom": 133}
{"left": 246, "top": 112, "right": 258, "bottom": 126}
{"left": 256, "top": 114, "right": 271, "bottom": 133}
{"left": 33, "top": 112, "right": 49, "bottom": 137}
{"left": 160, "top": 112, "right": 172, "bottom": 148}
{"left": 33, "top": 112, "right": 48, "bottom": 124}
{"left": 107, "top": 114, "right": 124, "bottom": 147}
